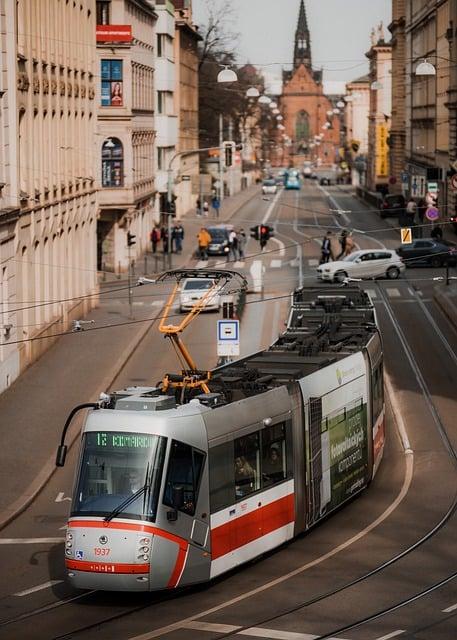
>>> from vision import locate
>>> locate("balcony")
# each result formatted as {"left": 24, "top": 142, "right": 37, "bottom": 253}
{"left": 155, "top": 58, "right": 175, "bottom": 92}
{"left": 155, "top": 115, "right": 178, "bottom": 147}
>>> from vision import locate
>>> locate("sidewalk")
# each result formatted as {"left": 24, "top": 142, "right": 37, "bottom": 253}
{"left": 0, "top": 184, "right": 260, "bottom": 531}
{"left": 347, "top": 184, "right": 457, "bottom": 331}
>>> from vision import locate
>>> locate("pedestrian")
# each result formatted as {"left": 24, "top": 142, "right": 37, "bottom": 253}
{"left": 344, "top": 232, "right": 355, "bottom": 257}
{"left": 406, "top": 197, "right": 417, "bottom": 224}
{"left": 196, "top": 198, "right": 202, "bottom": 217}
{"left": 150, "top": 225, "right": 161, "bottom": 254}
{"left": 417, "top": 198, "right": 426, "bottom": 238}
{"left": 173, "top": 223, "right": 184, "bottom": 254}
{"left": 228, "top": 228, "right": 238, "bottom": 261}
{"left": 431, "top": 225, "right": 443, "bottom": 241}
{"left": 336, "top": 229, "right": 348, "bottom": 259}
{"left": 197, "top": 226, "right": 211, "bottom": 260}
{"left": 203, "top": 200, "right": 209, "bottom": 217}
{"left": 320, "top": 231, "right": 332, "bottom": 264}
{"left": 212, "top": 196, "right": 220, "bottom": 218}
{"left": 161, "top": 226, "right": 169, "bottom": 254}
{"left": 237, "top": 228, "right": 247, "bottom": 260}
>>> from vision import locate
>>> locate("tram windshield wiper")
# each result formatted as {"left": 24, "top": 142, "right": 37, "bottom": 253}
{"left": 104, "top": 464, "right": 150, "bottom": 523}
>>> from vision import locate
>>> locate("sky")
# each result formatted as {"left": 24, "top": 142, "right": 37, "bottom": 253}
{"left": 192, "top": 0, "right": 392, "bottom": 94}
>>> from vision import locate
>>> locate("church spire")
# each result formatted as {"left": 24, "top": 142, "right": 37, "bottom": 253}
{"left": 294, "top": 0, "right": 312, "bottom": 70}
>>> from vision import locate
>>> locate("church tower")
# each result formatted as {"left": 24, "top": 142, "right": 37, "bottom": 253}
{"left": 293, "top": 0, "right": 312, "bottom": 70}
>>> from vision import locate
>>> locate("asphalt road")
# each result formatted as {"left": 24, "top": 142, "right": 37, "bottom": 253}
{"left": 0, "top": 182, "right": 456, "bottom": 640}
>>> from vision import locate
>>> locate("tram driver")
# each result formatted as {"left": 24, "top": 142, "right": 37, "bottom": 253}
{"left": 235, "top": 456, "right": 256, "bottom": 497}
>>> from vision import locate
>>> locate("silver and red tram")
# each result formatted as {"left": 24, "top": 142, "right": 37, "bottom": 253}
{"left": 60, "top": 287, "right": 385, "bottom": 591}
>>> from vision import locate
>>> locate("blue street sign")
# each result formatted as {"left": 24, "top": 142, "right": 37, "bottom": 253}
{"left": 217, "top": 320, "right": 240, "bottom": 357}
{"left": 401, "top": 171, "right": 409, "bottom": 183}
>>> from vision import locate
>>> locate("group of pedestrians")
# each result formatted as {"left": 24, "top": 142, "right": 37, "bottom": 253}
{"left": 150, "top": 223, "right": 185, "bottom": 255}
{"left": 320, "top": 229, "right": 355, "bottom": 264}
{"left": 196, "top": 226, "right": 247, "bottom": 261}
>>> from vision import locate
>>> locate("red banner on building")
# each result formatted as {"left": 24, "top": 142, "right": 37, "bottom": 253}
{"left": 96, "top": 25, "right": 132, "bottom": 43}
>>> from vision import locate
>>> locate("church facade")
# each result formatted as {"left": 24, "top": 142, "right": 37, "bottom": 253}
{"left": 277, "top": 0, "right": 340, "bottom": 168}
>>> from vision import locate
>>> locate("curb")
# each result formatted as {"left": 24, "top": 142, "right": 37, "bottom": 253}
{"left": 0, "top": 307, "right": 163, "bottom": 532}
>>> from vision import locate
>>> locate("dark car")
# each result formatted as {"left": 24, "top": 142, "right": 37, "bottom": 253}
{"left": 450, "top": 213, "right": 457, "bottom": 233}
{"left": 397, "top": 238, "right": 457, "bottom": 267}
{"left": 207, "top": 225, "right": 231, "bottom": 256}
{"left": 379, "top": 194, "right": 406, "bottom": 219}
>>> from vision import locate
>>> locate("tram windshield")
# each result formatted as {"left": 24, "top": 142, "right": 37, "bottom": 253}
{"left": 71, "top": 431, "right": 167, "bottom": 521}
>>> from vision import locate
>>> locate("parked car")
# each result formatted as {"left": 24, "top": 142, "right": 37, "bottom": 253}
{"left": 319, "top": 176, "right": 332, "bottom": 186}
{"left": 379, "top": 194, "right": 406, "bottom": 219}
{"left": 397, "top": 238, "right": 457, "bottom": 267}
{"left": 207, "top": 225, "right": 231, "bottom": 256}
{"left": 262, "top": 179, "right": 278, "bottom": 195}
{"left": 317, "top": 249, "right": 405, "bottom": 283}
{"left": 179, "top": 278, "right": 221, "bottom": 312}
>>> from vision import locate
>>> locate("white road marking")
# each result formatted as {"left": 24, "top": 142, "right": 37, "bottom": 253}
{"left": 308, "top": 259, "right": 319, "bottom": 266}
{"left": 55, "top": 492, "right": 71, "bottom": 502}
{"left": 262, "top": 189, "right": 283, "bottom": 225}
{"left": 195, "top": 260, "right": 208, "bottom": 268}
{"left": 128, "top": 455, "right": 414, "bottom": 640}
{"left": 150, "top": 300, "right": 165, "bottom": 307}
{"left": 386, "top": 288, "right": 401, "bottom": 298}
{"left": 14, "top": 580, "right": 63, "bottom": 597}
{"left": 234, "top": 261, "right": 245, "bottom": 268}
{"left": 238, "top": 629, "right": 317, "bottom": 639}
{"left": 373, "top": 632, "right": 406, "bottom": 640}
{"left": 365, "top": 289, "right": 377, "bottom": 299}
{"left": 270, "top": 237, "right": 286, "bottom": 257}
{"left": 270, "top": 259, "right": 282, "bottom": 268}
{"left": 271, "top": 301, "right": 281, "bottom": 344}
{"left": 443, "top": 602, "right": 457, "bottom": 613}
{"left": 0, "top": 537, "right": 65, "bottom": 544}
{"left": 183, "top": 622, "right": 241, "bottom": 633}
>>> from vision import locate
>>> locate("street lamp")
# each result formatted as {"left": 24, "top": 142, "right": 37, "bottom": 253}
{"left": 269, "top": 101, "right": 278, "bottom": 109}
{"left": 246, "top": 86, "right": 260, "bottom": 98}
{"left": 332, "top": 108, "right": 340, "bottom": 114}
{"left": 415, "top": 59, "right": 436, "bottom": 76}
{"left": 217, "top": 66, "right": 238, "bottom": 83}
{"left": 258, "top": 95, "right": 271, "bottom": 105}
{"left": 276, "top": 114, "right": 283, "bottom": 120}
{"left": 370, "top": 80, "right": 383, "bottom": 90}
{"left": 344, "top": 95, "right": 353, "bottom": 102}
{"left": 337, "top": 100, "right": 345, "bottom": 108}
{"left": 326, "top": 110, "right": 333, "bottom": 117}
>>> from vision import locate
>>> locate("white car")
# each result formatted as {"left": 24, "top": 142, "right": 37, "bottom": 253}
{"left": 179, "top": 278, "right": 221, "bottom": 312}
{"left": 317, "top": 249, "right": 405, "bottom": 283}
{"left": 262, "top": 179, "right": 278, "bottom": 195}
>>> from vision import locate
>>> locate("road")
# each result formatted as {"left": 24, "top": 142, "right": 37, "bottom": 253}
{"left": 0, "top": 181, "right": 456, "bottom": 640}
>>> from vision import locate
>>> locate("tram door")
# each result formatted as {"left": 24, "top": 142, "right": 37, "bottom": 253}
{"left": 307, "top": 397, "right": 323, "bottom": 527}
{"left": 163, "top": 440, "right": 209, "bottom": 549}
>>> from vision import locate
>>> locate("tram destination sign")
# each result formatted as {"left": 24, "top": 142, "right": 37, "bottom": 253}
{"left": 91, "top": 432, "right": 154, "bottom": 449}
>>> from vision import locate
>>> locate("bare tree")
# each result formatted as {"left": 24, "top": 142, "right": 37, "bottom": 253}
{"left": 198, "top": 0, "right": 239, "bottom": 70}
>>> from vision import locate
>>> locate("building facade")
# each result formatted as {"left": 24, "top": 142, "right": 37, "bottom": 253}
{"left": 279, "top": 0, "right": 340, "bottom": 168}
{"left": 0, "top": 0, "right": 98, "bottom": 393}
{"left": 96, "top": 0, "right": 157, "bottom": 273}
{"left": 366, "top": 28, "right": 392, "bottom": 192}
{"left": 154, "top": 0, "right": 178, "bottom": 220}
{"left": 344, "top": 75, "right": 370, "bottom": 185}
{"left": 388, "top": 0, "right": 406, "bottom": 195}
{"left": 173, "top": 0, "right": 201, "bottom": 217}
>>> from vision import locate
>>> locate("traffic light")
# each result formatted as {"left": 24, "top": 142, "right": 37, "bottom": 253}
{"left": 166, "top": 199, "right": 176, "bottom": 215}
{"left": 351, "top": 141, "right": 360, "bottom": 153}
{"left": 127, "top": 231, "right": 136, "bottom": 246}
{"left": 223, "top": 141, "right": 234, "bottom": 167}
{"left": 250, "top": 225, "right": 259, "bottom": 240}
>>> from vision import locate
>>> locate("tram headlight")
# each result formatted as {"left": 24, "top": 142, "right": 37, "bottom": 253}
{"left": 141, "top": 546, "right": 149, "bottom": 553}
{"left": 66, "top": 541, "right": 73, "bottom": 548}
{"left": 66, "top": 532, "right": 73, "bottom": 541}
{"left": 139, "top": 538, "right": 150, "bottom": 546}
{"left": 142, "top": 554, "right": 149, "bottom": 561}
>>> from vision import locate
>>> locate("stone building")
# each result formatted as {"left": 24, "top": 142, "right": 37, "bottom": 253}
{"left": 344, "top": 75, "right": 370, "bottom": 185}
{"left": 0, "top": 0, "right": 98, "bottom": 393}
{"left": 366, "top": 26, "right": 392, "bottom": 192}
{"left": 96, "top": 0, "right": 157, "bottom": 273}
{"left": 388, "top": 0, "right": 406, "bottom": 195}
{"left": 173, "top": 0, "right": 201, "bottom": 217}
{"left": 279, "top": 0, "right": 340, "bottom": 167}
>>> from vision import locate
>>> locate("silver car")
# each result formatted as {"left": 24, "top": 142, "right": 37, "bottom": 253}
{"left": 317, "top": 249, "right": 405, "bottom": 283}
{"left": 179, "top": 278, "right": 221, "bottom": 312}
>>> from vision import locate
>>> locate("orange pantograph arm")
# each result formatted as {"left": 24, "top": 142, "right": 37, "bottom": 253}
{"left": 159, "top": 280, "right": 221, "bottom": 373}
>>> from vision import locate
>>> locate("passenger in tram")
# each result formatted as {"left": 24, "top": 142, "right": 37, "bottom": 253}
{"left": 235, "top": 456, "right": 255, "bottom": 497}
{"left": 263, "top": 445, "right": 284, "bottom": 486}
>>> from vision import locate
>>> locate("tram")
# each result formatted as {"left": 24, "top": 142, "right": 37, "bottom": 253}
{"left": 57, "top": 277, "right": 384, "bottom": 591}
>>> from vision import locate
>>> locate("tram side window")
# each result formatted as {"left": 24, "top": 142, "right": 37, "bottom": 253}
{"left": 262, "top": 423, "right": 287, "bottom": 488}
{"left": 163, "top": 440, "right": 205, "bottom": 516}
{"left": 209, "top": 441, "right": 234, "bottom": 512}
{"left": 373, "top": 363, "right": 384, "bottom": 419}
{"left": 234, "top": 433, "right": 261, "bottom": 499}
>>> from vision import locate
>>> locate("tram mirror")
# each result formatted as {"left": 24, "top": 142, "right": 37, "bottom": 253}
{"left": 172, "top": 485, "right": 184, "bottom": 509}
{"left": 56, "top": 444, "right": 68, "bottom": 467}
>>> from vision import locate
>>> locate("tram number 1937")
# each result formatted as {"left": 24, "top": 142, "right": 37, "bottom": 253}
{"left": 94, "top": 547, "right": 110, "bottom": 556}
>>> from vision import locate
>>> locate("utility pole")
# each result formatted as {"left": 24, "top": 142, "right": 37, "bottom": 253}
{"left": 228, "top": 116, "right": 234, "bottom": 197}
{"left": 219, "top": 113, "right": 224, "bottom": 203}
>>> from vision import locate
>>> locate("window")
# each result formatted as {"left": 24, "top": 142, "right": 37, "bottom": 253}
{"left": 101, "top": 59, "right": 123, "bottom": 107}
{"left": 157, "top": 34, "right": 166, "bottom": 57}
{"left": 373, "top": 252, "right": 391, "bottom": 260}
{"left": 373, "top": 363, "right": 384, "bottom": 419}
{"left": 360, "top": 253, "right": 374, "bottom": 261}
{"left": 234, "top": 433, "right": 261, "bottom": 499}
{"left": 96, "top": 0, "right": 110, "bottom": 24}
{"left": 157, "top": 91, "right": 166, "bottom": 114}
{"left": 102, "top": 138, "right": 123, "bottom": 187}
{"left": 163, "top": 440, "right": 205, "bottom": 516}
{"left": 261, "top": 423, "right": 287, "bottom": 488}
